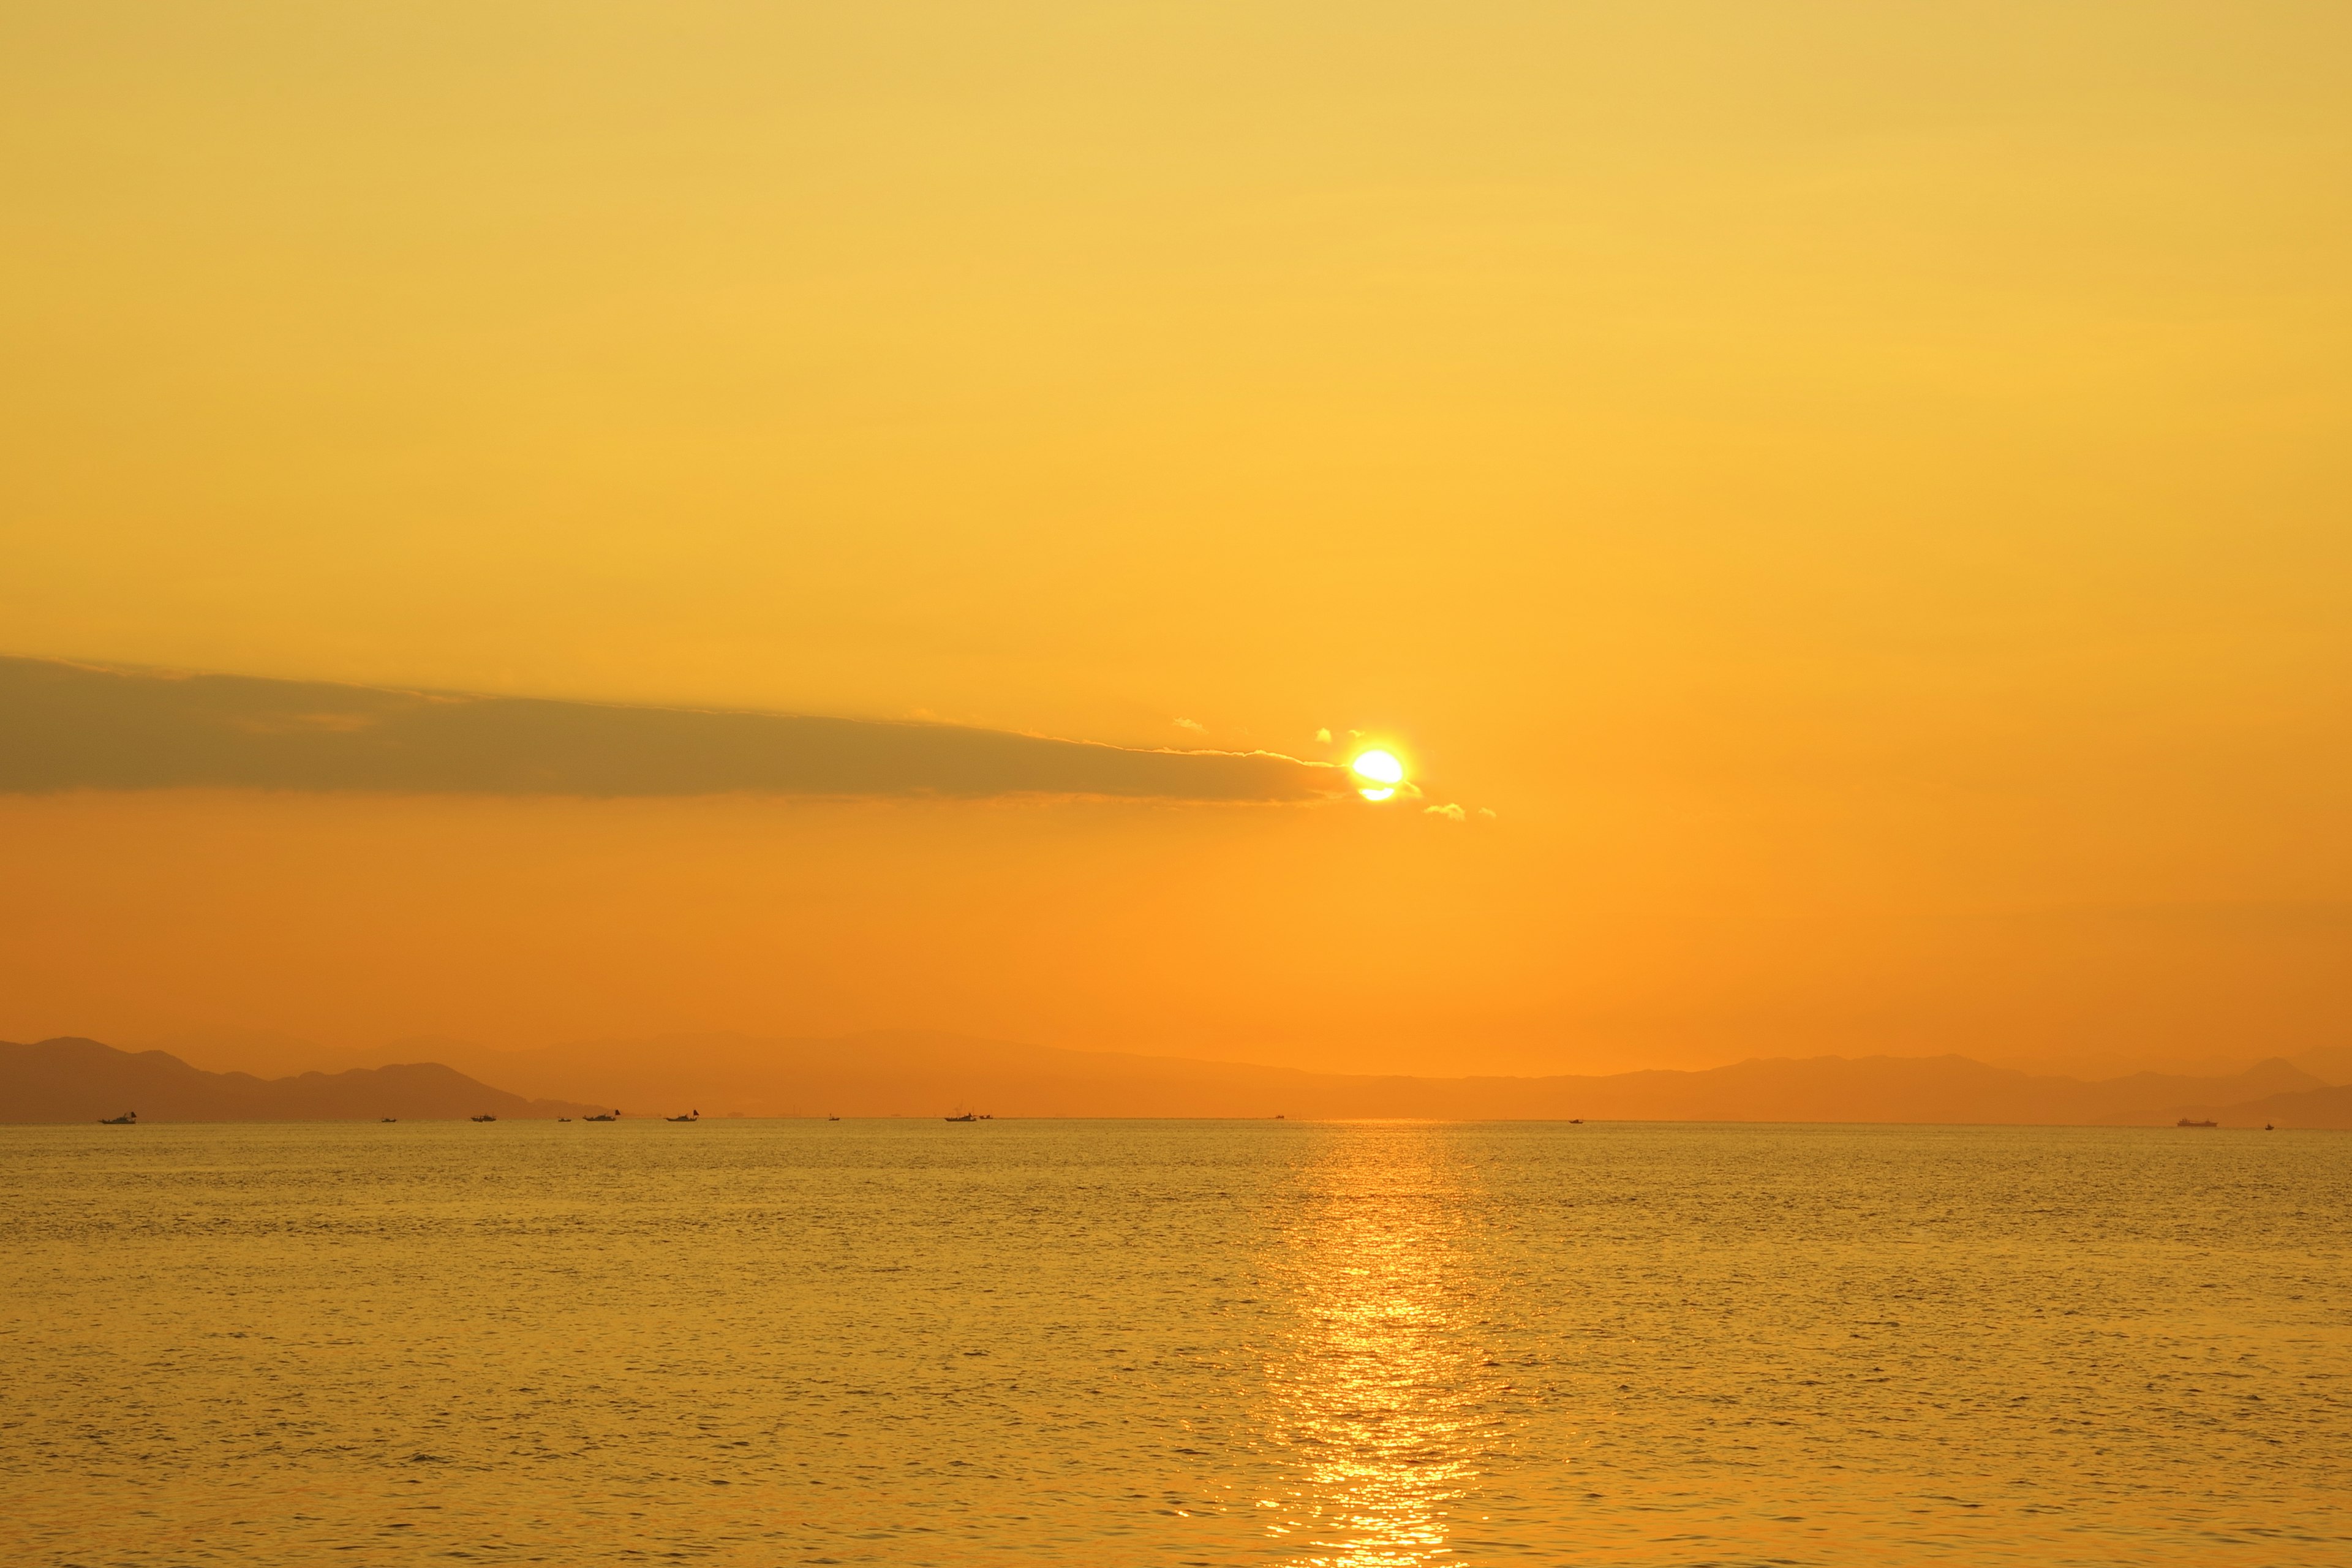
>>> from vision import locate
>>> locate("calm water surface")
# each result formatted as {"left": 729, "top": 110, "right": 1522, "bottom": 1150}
{"left": 2, "top": 1120, "right": 2346, "bottom": 1566}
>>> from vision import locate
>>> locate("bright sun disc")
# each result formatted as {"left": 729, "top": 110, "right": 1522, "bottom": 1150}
{"left": 1351, "top": 750, "right": 1405, "bottom": 785}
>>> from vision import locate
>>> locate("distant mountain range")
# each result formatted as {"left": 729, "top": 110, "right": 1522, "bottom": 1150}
{"left": 96, "top": 1028, "right": 2350, "bottom": 1128}
{"left": 8, "top": 1032, "right": 2348, "bottom": 1127}
{"left": 0, "top": 1038, "right": 605, "bottom": 1123}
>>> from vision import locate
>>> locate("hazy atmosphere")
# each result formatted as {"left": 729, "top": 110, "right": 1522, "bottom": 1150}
{"left": 8, "top": 11, "right": 2352, "bottom": 1565}
{"left": 8, "top": 3, "right": 2350, "bottom": 1090}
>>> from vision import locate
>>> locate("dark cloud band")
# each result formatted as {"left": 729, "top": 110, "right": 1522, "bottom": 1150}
{"left": 0, "top": 657, "right": 1348, "bottom": 802}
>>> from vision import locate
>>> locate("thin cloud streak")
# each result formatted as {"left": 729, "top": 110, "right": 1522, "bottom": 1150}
{"left": 0, "top": 657, "right": 1351, "bottom": 802}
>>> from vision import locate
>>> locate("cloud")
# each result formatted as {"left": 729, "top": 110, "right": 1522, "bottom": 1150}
{"left": 1173, "top": 717, "right": 1204, "bottom": 731}
{"left": 1425, "top": 802, "right": 1467, "bottom": 821}
{"left": 0, "top": 656, "right": 1354, "bottom": 803}
{"left": 1315, "top": 727, "right": 1331, "bottom": 742}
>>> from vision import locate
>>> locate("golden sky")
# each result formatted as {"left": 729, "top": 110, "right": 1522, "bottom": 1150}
{"left": 4, "top": 3, "right": 2348, "bottom": 1077}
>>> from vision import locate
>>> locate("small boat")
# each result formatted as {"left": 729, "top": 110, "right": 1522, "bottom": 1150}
{"left": 2266, "top": 1122, "right": 2276, "bottom": 1131}
{"left": 1569, "top": 1118, "right": 1584, "bottom": 1125}
{"left": 827, "top": 1114, "right": 840, "bottom": 1122}
{"left": 98, "top": 1111, "right": 137, "bottom": 1125}
{"left": 666, "top": 1110, "right": 699, "bottom": 1122}
{"left": 472, "top": 1114, "right": 497, "bottom": 1123}
{"left": 584, "top": 1110, "right": 619, "bottom": 1121}
{"left": 381, "top": 1117, "right": 397, "bottom": 1123}
{"left": 2176, "top": 1118, "right": 2218, "bottom": 1129}
{"left": 556, "top": 1117, "right": 571, "bottom": 1123}
{"left": 944, "top": 1112, "right": 976, "bottom": 1123}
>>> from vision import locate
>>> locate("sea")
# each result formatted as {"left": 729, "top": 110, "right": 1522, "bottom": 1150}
{"left": 3, "top": 1118, "right": 2346, "bottom": 1566}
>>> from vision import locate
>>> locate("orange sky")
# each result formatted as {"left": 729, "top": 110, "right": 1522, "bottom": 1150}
{"left": 4, "top": 3, "right": 2348, "bottom": 1077}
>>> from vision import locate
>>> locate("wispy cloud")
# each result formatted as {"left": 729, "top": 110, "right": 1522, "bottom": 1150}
{"left": 0, "top": 657, "right": 1352, "bottom": 803}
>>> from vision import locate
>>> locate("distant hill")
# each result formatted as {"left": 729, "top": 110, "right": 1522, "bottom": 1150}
{"left": 384, "top": 1029, "right": 2337, "bottom": 1127}
{"left": 0, "top": 1038, "right": 606, "bottom": 1123}
{"left": 20, "top": 1031, "right": 2340, "bottom": 1127}
{"left": 2206, "top": 1083, "right": 2352, "bottom": 1131}
{"left": 2285, "top": 1042, "right": 2352, "bottom": 1090}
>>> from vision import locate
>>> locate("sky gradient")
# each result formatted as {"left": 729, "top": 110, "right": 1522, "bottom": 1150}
{"left": 4, "top": 2, "right": 2348, "bottom": 1078}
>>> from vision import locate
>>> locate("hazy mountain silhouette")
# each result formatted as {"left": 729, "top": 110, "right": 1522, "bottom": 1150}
{"left": 385, "top": 1030, "right": 2342, "bottom": 1127}
{"left": 0, "top": 1038, "right": 605, "bottom": 1123}
{"left": 24, "top": 1031, "right": 2346, "bottom": 1127}
{"left": 2282, "top": 1042, "right": 2352, "bottom": 1089}
{"left": 2201, "top": 1083, "right": 2352, "bottom": 1131}
{"left": 145, "top": 1028, "right": 482, "bottom": 1083}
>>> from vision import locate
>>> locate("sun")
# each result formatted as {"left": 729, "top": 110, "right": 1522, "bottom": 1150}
{"left": 1350, "top": 748, "right": 1405, "bottom": 801}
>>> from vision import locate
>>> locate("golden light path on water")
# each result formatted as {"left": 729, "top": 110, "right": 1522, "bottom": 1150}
{"left": 8, "top": 1121, "right": 2352, "bottom": 1565}
{"left": 1259, "top": 1125, "right": 1509, "bottom": 1566}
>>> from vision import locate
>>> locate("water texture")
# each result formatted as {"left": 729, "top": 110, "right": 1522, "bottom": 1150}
{"left": 2, "top": 1119, "right": 2346, "bottom": 1566}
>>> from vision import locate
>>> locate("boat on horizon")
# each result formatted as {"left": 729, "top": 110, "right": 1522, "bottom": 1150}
{"left": 666, "top": 1110, "right": 699, "bottom": 1122}
{"left": 944, "top": 1112, "right": 977, "bottom": 1123}
{"left": 584, "top": 1110, "right": 619, "bottom": 1121}
{"left": 472, "top": 1114, "right": 497, "bottom": 1123}
{"left": 380, "top": 1117, "right": 396, "bottom": 1123}
{"left": 2176, "top": 1117, "right": 2219, "bottom": 1128}
{"left": 98, "top": 1110, "right": 136, "bottom": 1125}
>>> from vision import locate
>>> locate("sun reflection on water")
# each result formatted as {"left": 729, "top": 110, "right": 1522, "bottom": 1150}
{"left": 1259, "top": 1125, "right": 1504, "bottom": 1567}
